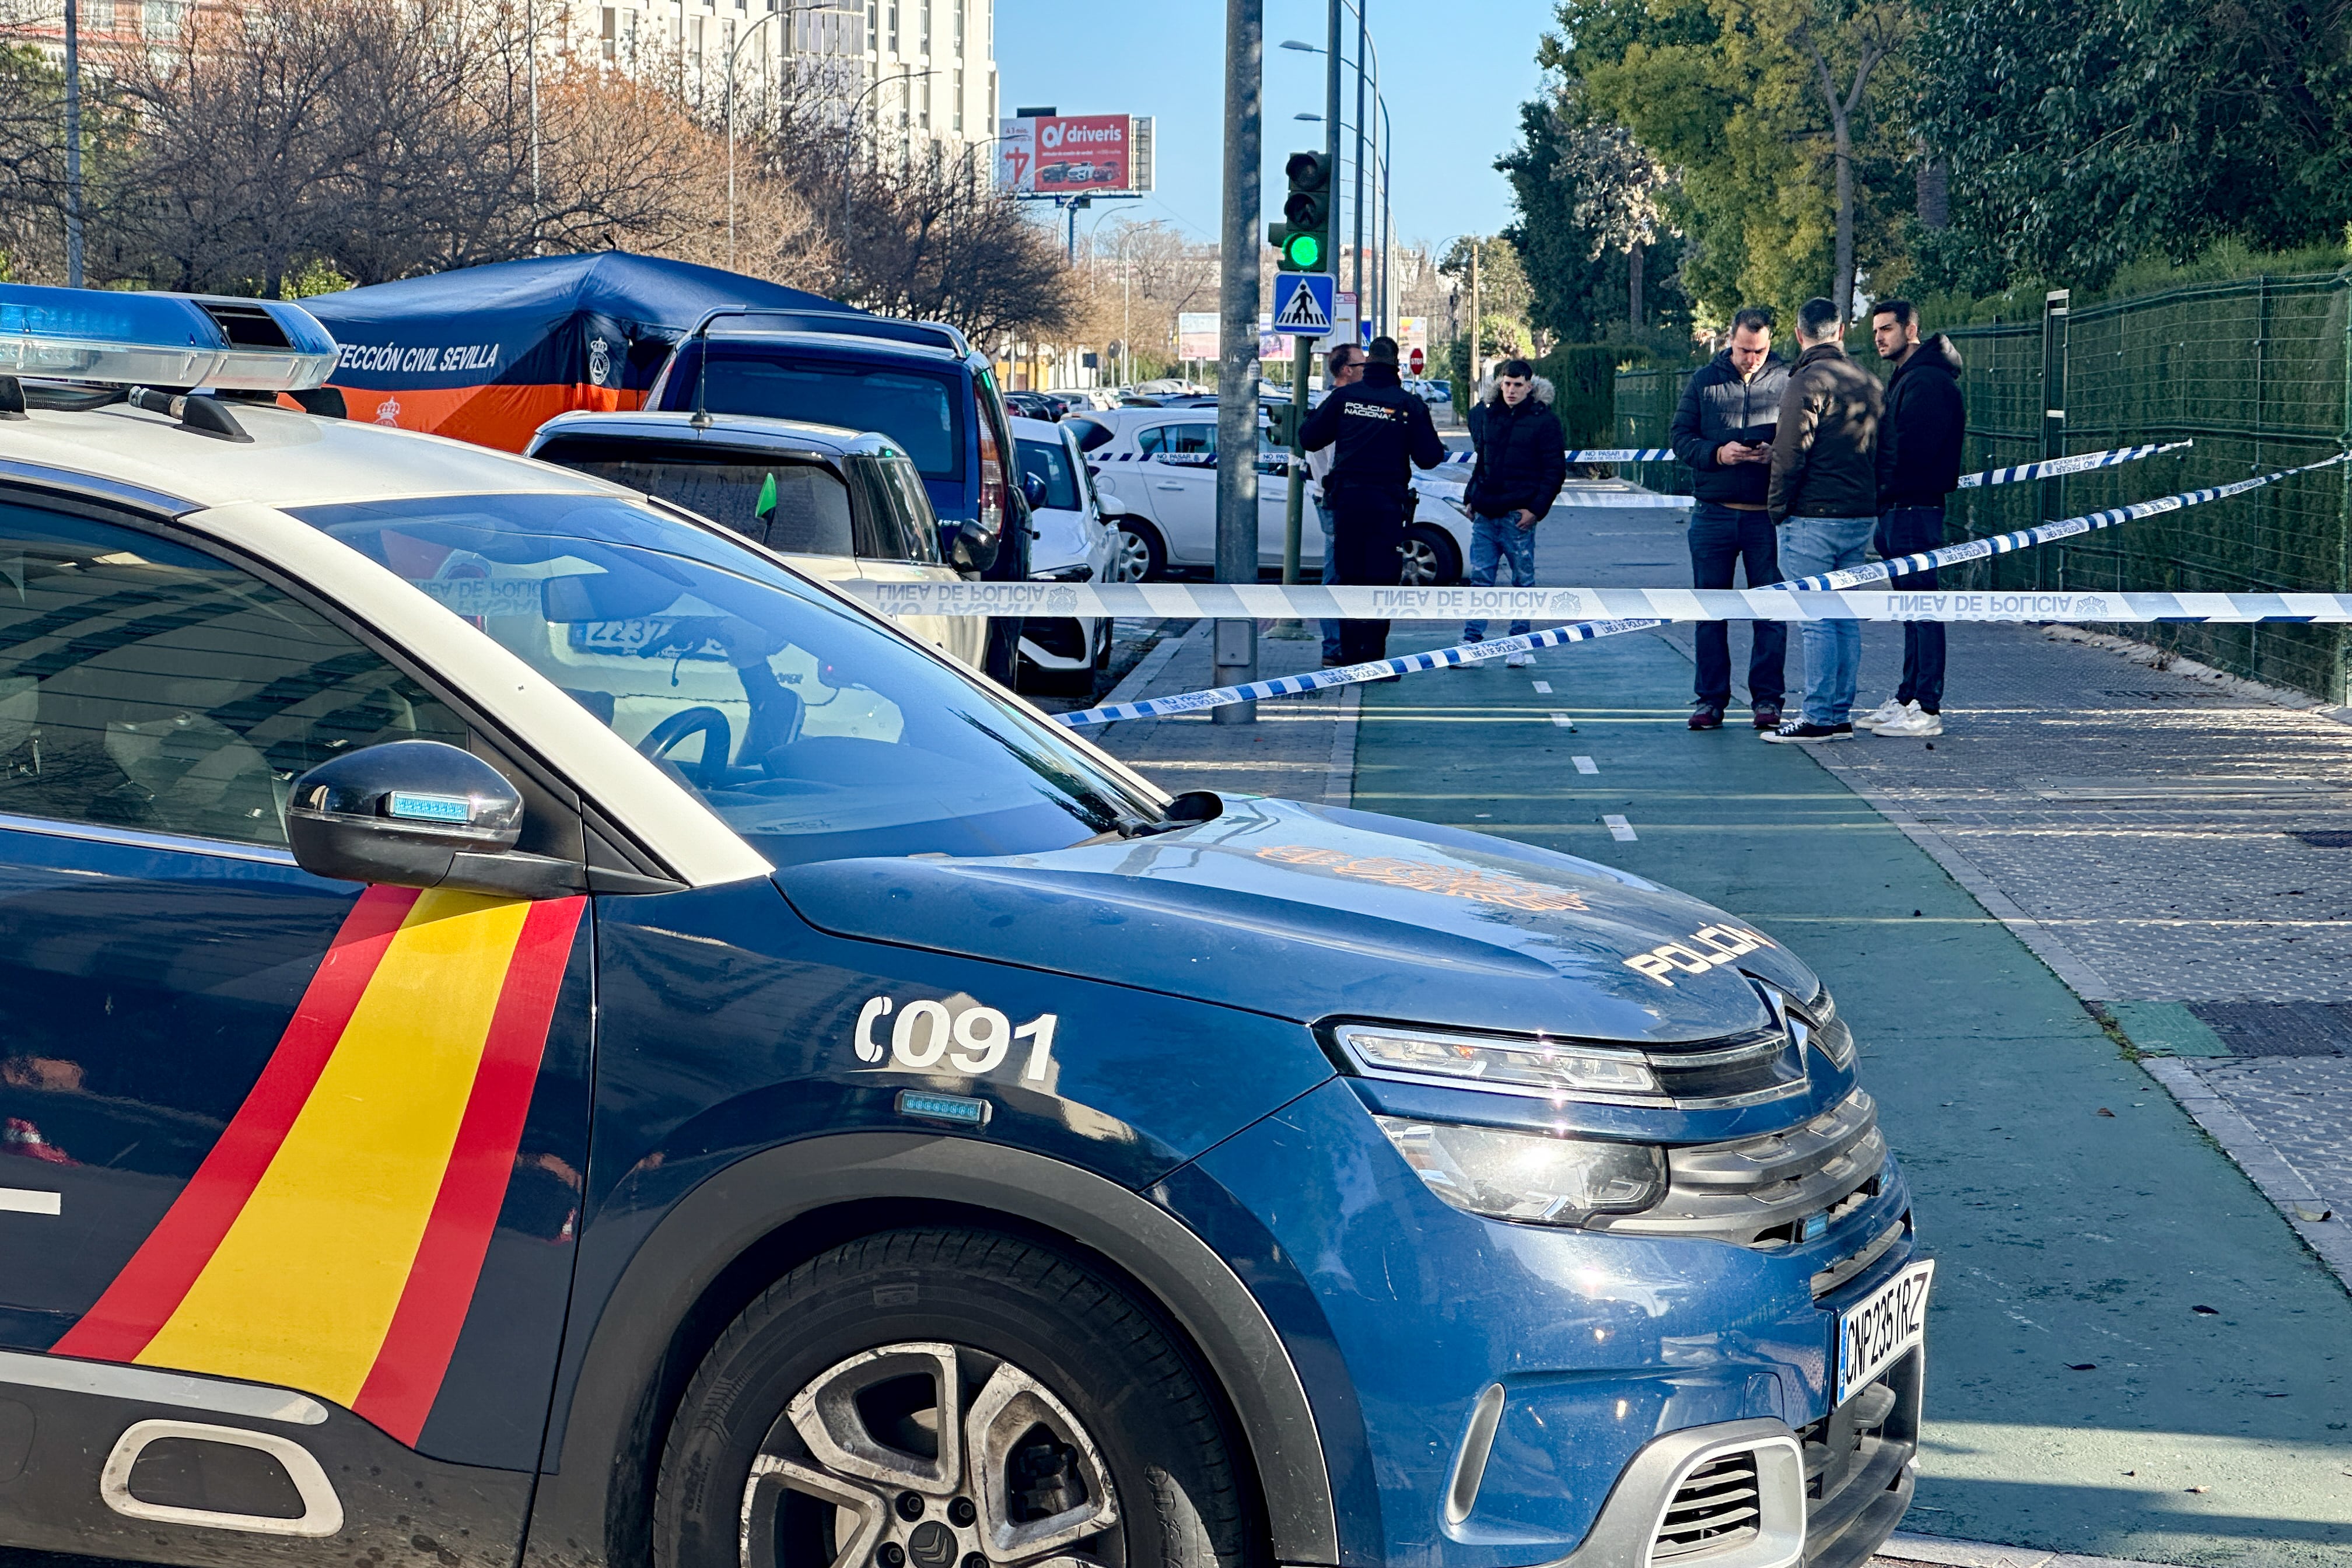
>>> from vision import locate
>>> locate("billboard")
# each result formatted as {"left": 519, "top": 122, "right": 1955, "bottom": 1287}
{"left": 998, "top": 115, "right": 1155, "bottom": 196}
{"left": 1177, "top": 312, "right": 1218, "bottom": 360}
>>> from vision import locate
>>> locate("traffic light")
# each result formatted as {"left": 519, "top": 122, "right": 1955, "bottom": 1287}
{"left": 1266, "top": 398, "right": 1300, "bottom": 447}
{"left": 1273, "top": 150, "right": 1332, "bottom": 272}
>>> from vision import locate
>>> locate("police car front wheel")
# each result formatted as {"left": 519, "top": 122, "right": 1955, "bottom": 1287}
{"left": 654, "top": 1228, "right": 1254, "bottom": 1568}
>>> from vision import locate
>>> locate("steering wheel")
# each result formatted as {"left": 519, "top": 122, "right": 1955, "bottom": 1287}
{"left": 636, "top": 706, "right": 734, "bottom": 788}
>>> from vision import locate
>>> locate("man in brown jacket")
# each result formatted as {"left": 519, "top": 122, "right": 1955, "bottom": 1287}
{"left": 1762, "top": 296, "right": 1883, "bottom": 743}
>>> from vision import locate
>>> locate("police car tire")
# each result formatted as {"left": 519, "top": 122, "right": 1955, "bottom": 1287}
{"left": 653, "top": 1226, "right": 1253, "bottom": 1568}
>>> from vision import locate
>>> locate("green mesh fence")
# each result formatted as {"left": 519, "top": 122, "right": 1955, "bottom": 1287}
{"left": 1615, "top": 271, "right": 2352, "bottom": 700}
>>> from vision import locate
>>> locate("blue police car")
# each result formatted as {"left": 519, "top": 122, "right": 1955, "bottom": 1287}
{"left": 0, "top": 286, "right": 1929, "bottom": 1568}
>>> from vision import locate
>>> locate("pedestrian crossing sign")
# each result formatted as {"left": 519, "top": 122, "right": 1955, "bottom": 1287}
{"left": 1270, "top": 274, "right": 1336, "bottom": 337}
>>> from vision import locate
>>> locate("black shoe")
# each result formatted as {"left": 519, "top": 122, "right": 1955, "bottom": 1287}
{"left": 1320, "top": 656, "right": 1349, "bottom": 667}
{"left": 1761, "top": 719, "right": 1854, "bottom": 744}
{"left": 1751, "top": 706, "right": 1782, "bottom": 730}
{"left": 1688, "top": 706, "right": 1725, "bottom": 731}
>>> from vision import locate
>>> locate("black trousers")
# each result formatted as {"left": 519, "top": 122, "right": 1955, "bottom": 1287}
{"left": 1877, "top": 505, "right": 1947, "bottom": 711}
{"left": 1329, "top": 486, "right": 1407, "bottom": 664}
{"left": 1688, "top": 501, "right": 1787, "bottom": 710}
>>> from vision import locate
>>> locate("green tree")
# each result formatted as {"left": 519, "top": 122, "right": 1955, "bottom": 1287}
{"left": 1498, "top": 89, "right": 1691, "bottom": 342}
{"left": 1544, "top": 0, "right": 1916, "bottom": 327}
{"left": 1910, "top": 0, "right": 2352, "bottom": 292}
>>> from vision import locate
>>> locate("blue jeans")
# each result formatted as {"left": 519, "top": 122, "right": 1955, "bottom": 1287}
{"left": 1877, "top": 505, "right": 1947, "bottom": 712}
{"left": 1317, "top": 501, "right": 1342, "bottom": 660}
{"left": 1777, "top": 515, "right": 1876, "bottom": 724}
{"left": 1462, "top": 513, "right": 1536, "bottom": 639}
{"left": 1687, "top": 502, "right": 1786, "bottom": 711}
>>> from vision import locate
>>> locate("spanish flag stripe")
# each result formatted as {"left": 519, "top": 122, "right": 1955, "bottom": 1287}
{"left": 352, "top": 896, "right": 586, "bottom": 1444}
{"left": 51, "top": 885, "right": 423, "bottom": 1363}
{"left": 130, "top": 890, "right": 533, "bottom": 1404}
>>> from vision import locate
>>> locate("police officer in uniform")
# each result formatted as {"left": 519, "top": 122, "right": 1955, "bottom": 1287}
{"left": 1300, "top": 335, "right": 1448, "bottom": 666}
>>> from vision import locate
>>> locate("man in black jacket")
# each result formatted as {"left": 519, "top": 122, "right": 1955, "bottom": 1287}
{"left": 1300, "top": 335, "right": 1448, "bottom": 666}
{"left": 1763, "top": 296, "right": 1883, "bottom": 743}
{"left": 1670, "top": 307, "right": 1790, "bottom": 729}
{"left": 1458, "top": 358, "right": 1568, "bottom": 666}
{"left": 1857, "top": 300, "right": 1965, "bottom": 738}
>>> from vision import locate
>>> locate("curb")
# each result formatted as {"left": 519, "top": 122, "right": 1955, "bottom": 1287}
{"left": 1880, "top": 1531, "right": 2179, "bottom": 1568}
{"left": 2138, "top": 1057, "right": 2352, "bottom": 1290}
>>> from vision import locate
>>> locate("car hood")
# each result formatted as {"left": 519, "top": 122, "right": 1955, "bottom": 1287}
{"left": 774, "top": 796, "right": 1817, "bottom": 1045}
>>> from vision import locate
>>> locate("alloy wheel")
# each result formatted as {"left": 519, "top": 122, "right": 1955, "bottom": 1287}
{"left": 1110, "top": 530, "right": 1153, "bottom": 583}
{"left": 1398, "top": 537, "right": 1442, "bottom": 586}
{"left": 741, "top": 1341, "right": 1121, "bottom": 1568}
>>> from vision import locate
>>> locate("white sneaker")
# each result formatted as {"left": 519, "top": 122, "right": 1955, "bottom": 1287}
{"left": 1504, "top": 651, "right": 1531, "bottom": 668}
{"left": 1854, "top": 697, "right": 1908, "bottom": 731}
{"left": 1876, "top": 704, "right": 1943, "bottom": 737}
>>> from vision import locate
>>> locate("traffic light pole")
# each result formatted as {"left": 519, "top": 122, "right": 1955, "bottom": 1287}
{"left": 1282, "top": 334, "right": 1311, "bottom": 584}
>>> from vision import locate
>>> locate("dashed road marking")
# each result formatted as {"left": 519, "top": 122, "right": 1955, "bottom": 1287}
{"left": 1531, "top": 681, "right": 1552, "bottom": 694}
{"left": 1602, "top": 814, "right": 1637, "bottom": 841}
{"left": 1573, "top": 756, "right": 1599, "bottom": 775}
{"left": 1549, "top": 712, "right": 1576, "bottom": 730}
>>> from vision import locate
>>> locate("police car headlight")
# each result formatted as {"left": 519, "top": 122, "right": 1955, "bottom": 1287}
{"left": 1335, "top": 1023, "right": 1660, "bottom": 1099}
{"left": 1373, "top": 1116, "right": 1666, "bottom": 1226}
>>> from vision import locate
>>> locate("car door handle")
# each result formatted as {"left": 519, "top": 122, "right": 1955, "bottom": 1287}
{"left": 1156, "top": 482, "right": 1183, "bottom": 491}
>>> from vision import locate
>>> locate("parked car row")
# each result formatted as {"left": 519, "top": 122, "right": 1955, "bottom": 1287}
{"left": 1068, "top": 406, "right": 1468, "bottom": 584}
{"left": 516, "top": 310, "right": 1128, "bottom": 699}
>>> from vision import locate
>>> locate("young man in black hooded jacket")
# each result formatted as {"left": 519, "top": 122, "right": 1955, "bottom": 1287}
{"left": 1857, "top": 299, "right": 1965, "bottom": 738}
{"left": 1300, "top": 335, "right": 1448, "bottom": 666}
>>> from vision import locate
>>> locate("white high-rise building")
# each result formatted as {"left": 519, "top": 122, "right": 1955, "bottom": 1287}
{"left": 594, "top": 0, "right": 995, "bottom": 160}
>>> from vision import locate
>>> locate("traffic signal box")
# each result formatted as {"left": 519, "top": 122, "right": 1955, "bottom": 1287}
{"left": 1269, "top": 150, "right": 1333, "bottom": 274}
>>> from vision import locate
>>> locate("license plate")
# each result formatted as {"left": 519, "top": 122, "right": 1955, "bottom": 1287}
{"left": 1836, "top": 1258, "right": 1933, "bottom": 1405}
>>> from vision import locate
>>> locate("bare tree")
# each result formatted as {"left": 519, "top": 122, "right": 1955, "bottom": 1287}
{"left": 1794, "top": 1, "right": 1910, "bottom": 325}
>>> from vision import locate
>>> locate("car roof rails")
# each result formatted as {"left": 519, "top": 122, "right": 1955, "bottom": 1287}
{"left": 681, "top": 306, "right": 972, "bottom": 359}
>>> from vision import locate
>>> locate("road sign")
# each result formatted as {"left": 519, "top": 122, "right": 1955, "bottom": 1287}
{"left": 1270, "top": 274, "right": 1336, "bottom": 337}
{"left": 1409, "top": 346, "right": 1425, "bottom": 375}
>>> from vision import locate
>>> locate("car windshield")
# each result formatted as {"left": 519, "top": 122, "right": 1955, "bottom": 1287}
{"left": 672, "top": 345, "right": 965, "bottom": 481}
{"left": 1016, "top": 438, "right": 1082, "bottom": 511}
{"left": 289, "top": 492, "right": 1159, "bottom": 867}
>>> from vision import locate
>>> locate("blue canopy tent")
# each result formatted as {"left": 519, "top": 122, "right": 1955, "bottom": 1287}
{"left": 299, "top": 251, "right": 850, "bottom": 451}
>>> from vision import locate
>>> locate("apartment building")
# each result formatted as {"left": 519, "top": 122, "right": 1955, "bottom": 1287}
{"left": 596, "top": 0, "right": 995, "bottom": 156}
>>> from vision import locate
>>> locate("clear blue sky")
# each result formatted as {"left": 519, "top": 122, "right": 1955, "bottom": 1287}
{"left": 995, "top": 0, "right": 1562, "bottom": 254}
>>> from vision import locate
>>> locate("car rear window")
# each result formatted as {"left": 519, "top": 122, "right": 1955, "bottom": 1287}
{"left": 670, "top": 346, "right": 965, "bottom": 482}
{"left": 1066, "top": 417, "right": 1115, "bottom": 453}
{"left": 535, "top": 441, "right": 857, "bottom": 557}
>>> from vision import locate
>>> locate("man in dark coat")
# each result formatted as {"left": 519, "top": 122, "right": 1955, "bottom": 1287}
{"left": 1856, "top": 299, "right": 1965, "bottom": 738}
{"left": 1300, "top": 335, "right": 1448, "bottom": 667}
{"left": 1458, "top": 357, "right": 1568, "bottom": 666}
{"left": 1763, "top": 296, "right": 1883, "bottom": 743}
{"left": 1670, "top": 307, "right": 1791, "bottom": 729}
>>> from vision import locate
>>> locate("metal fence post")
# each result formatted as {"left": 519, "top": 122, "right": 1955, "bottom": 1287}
{"left": 2040, "top": 289, "right": 2070, "bottom": 591}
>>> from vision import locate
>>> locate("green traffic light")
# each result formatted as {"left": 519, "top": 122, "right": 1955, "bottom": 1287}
{"left": 1284, "top": 231, "right": 1322, "bottom": 269}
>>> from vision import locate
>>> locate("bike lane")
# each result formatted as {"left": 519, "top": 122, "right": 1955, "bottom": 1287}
{"left": 1348, "top": 624, "right": 2352, "bottom": 1567}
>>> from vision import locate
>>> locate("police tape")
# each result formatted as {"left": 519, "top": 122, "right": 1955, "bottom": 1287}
{"left": 979, "top": 446, "right": 2347, "bottom": 727}
{"left": 1430, "top": 439, "right": 2191, "bottom": 485}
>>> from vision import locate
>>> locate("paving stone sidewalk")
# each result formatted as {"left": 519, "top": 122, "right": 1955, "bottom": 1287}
{"left": 1570, "top": 506, "right": 2352, "bottom": 1290}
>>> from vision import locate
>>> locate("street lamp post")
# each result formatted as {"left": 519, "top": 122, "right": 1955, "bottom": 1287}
{"left": 840, "top": 67, "right": 939, "bottom": 246}
{"left": 62, "top": 0, "right": 82, "bottom": 288}
{"left": 1282, "top": 18, "right": 1383, "bottom": 340}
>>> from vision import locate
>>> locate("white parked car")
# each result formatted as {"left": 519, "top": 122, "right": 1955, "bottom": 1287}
{"left": 1012, "top": 414, "right": 1121, "bottom": 694}
{"left": 1065, "top": 407, "right": 1469, "bottom": 584}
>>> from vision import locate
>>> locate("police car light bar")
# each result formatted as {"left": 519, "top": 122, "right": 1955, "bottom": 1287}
{"left": 0, "top": 284, "right": 338, "bottom": 393}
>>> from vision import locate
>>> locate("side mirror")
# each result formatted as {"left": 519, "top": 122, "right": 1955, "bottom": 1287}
{"left": 949, "top": 516, "right": 1002, "bottom": 577}
{"left": 1094, "top": 494, "right": 1128, "bottom": 520}
{"left": 1020, "top": 471, "right": 1049, "bottom": 510}
{"left": 286, "top": 739, "right": 580, "bottom": 899}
